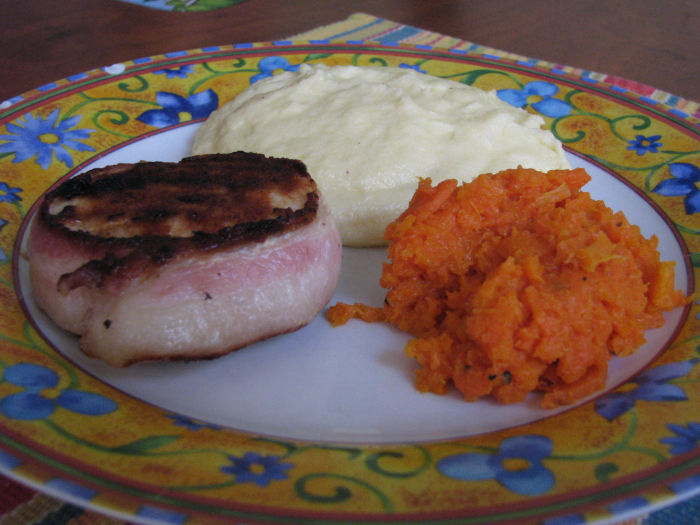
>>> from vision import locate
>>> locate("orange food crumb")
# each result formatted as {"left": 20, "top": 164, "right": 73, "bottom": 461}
{"left": 327, "top": 167, "right": 688, "bottom": 408}
{"left": 327, "top": 302, "right": 385, "bottom": 326}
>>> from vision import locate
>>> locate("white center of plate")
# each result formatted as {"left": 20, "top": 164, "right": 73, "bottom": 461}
{"left": 19, "top": 123, "right": 689, "bottom": 444}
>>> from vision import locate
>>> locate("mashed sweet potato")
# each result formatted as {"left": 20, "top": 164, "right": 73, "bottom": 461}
{"left": 328, "top": 167, "right": 688, "bottom": 408}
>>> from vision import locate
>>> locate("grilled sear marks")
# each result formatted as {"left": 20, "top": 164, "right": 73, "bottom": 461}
{"left": 39, "top": 152, "right": 319, "bottom": 292}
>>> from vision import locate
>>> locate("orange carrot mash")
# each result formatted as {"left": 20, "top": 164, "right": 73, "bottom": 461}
{"left": 328, "top": 167, "right": 688, "bottom": 408}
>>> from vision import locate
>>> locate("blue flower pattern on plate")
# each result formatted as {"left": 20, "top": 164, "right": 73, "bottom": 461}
{"left": 496, "top": 81, "right": 571, "bottom": 118}
{"left": 651, "top": 162, "right": 700, "bottom": 215}
{"left": 165, "top": 413, "right": 222, "bottom": 431}
{"left": 249, "top": 56, "right": 300, "bottom": 84}
{"left": 221, "top": 452, "right": 293, "bottom": 487}
{"left": 0, "top": 110, "right": 95, "bottom": 169}
{"left": 437, "top": 435, "right": 555, "bottom": 496}
{"left": 136, "top": 90, "right": 219, "bottom": 128}
{"left": 595, "top": 359, "right": 699, "bottom": 421}
{"left": 0, "top": 182, "right": 22, "bottom": 204}
{"left": 399, "top": 63, "right": 427, "bottom": 74}
{"left": 0, "top": 363, "right": 118, "bottom": 421}
{"left": 153, "top": 65, "right": 195, "bottom": 79}
{"left": 0, "top": 218, "right": 7, "bottom": 262}
{"left": 627, "top": 134, "right": 662, "bottom": 155}
{"left": 660, "top": 423, "right": 700, "bottom": 455}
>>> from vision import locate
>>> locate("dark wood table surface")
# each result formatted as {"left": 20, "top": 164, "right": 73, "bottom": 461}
{"left": 2, "top": 0, "right": 699, "bottom": 105}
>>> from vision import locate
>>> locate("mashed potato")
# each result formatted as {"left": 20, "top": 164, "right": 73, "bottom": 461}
{"left": 194, "top": 64, "right": 571, "bottom": 246}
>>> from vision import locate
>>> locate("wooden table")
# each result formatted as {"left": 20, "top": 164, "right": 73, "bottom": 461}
{"left": 1, "top": 0, "right": 699, "bottom": 105}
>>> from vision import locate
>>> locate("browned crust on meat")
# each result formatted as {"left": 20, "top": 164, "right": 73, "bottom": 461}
{"left": 39, "top": 152, "right": 319, "bottom": 292}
